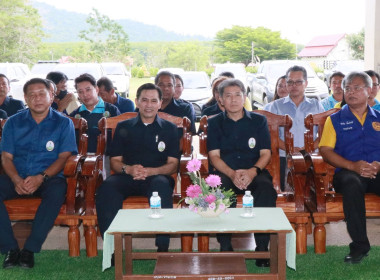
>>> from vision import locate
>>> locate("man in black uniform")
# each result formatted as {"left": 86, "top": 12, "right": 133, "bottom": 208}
{"left": 207, "top": 79, "right": 277, "bottom": 267}
{"left": 0, "top": 74, "right": 25, "bottom": 117}
{"left": 96, "top": 83, "right": 179, "bottom": 252}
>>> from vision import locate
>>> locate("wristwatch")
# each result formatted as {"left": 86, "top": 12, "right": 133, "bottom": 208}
{"left": 121, "top": 165, "right": 127, "bottom": 174}
{"left": 40, "top": 171, "right": 49, "bottom": 182}
{"left": 253, "top": 165, "right": 262, "bottom": 175}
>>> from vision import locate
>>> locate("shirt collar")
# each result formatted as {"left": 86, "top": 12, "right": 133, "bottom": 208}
{"left": 78, "top": 97, "right": 105, "bottom": 113}
{"left": 132, "top": 113, "right": 163, "bottom": 128}
{"left": 222, "top": 108, "right": 250, "bottom": 121}
{"left": 3, "top": 96, "right": 11, "bottom": 106}
{"left": 341, "top": 104, "right": 378, "bottom": 119}
{"left": 24, "top": 107, "right": 56, "bottom": 122}
{"left": 283, "top": 95, "right": 310, "bottom": 105}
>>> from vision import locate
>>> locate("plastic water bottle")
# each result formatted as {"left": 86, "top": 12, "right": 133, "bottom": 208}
{"left": 150, "top": 192, "right": 161, "bottom": 218}
{"left": 242, "top": 190, "right": 254, "bottom": 217}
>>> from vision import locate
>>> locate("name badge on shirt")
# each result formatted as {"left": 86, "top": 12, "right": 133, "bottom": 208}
{"left": 158, "top": 141, "right": 166, "bottom": 152}
{"left": 103, "top": 111, "right": 110, "bottom": 118}
{"left": 74, "top": 114, "right": 81, "bottom": 119}
{"left": 372, "top": 122, "right": 380, "bottom": 131}
{"left": 46, "top": 141, "right": 55, "bottom": 152}
{"left": 248, "top": 137, "right": 256, "bottom": 149}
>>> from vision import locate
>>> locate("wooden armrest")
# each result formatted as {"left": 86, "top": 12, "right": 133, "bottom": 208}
{"left": 63, "top": 154, "right": 86, "bottom": 177}
{"left": 82, "top": 154, "right": 103, "bottom": 177}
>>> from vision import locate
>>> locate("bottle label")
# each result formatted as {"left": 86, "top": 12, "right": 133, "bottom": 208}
{"left": 150, "top": 198, "right": 161, "bottom": 208}
{"left": 243, "top": 197, "right": 253, "bottom": 207}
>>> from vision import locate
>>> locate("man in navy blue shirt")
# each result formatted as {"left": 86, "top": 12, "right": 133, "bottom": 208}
{"left": 0, "top": 74, "right": 25, "bottom": 117}
{"left": 155, "top": 71, "right": 196, "bottom": 134}
{"left": 0, "top": 78, "right": 77, "bottom": 269}
{"left": 207, "top": 79, "right": 277, "bottom": 267}
{"left": 97, "top": 76, "right": 135, "bottom": 113}
{"left": 70, "top": 74, "right": 120, "bottom": 153}
{"left": 96, "top": 83, "right": 179, "bottom": 253}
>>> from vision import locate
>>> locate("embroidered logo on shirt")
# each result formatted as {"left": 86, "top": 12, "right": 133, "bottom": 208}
{"left": 158, "top": 141, "right": 166, "bottom": 152}
{"left": 46, "top": 141, "right": 54, "bottom": 151}
{"left": 372, "top": 122, "right": 380, "bottom": 131}
{"left": 103, "top": 111, "right": 110, "bottom": 118}
{"left": 248, "top": 137, "right": 256, "bottom": 149}
{"left": 74, "top": 114, "right": 81, "bottom": 119}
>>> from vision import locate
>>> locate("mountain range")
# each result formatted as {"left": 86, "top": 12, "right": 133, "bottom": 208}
{"left": 31, "top": 1, "right": 211, "bottom": 43}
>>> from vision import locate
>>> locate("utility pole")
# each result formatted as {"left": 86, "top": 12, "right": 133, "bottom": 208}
{"left": 251, "top": 41, "right": 255, "bottom": 65}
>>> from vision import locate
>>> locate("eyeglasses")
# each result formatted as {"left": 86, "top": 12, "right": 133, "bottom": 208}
{"left": 373, "top": 83, "right": 380, "bottom": 87}
{"left": 344, "top": 86, "right": 366, "bottom": 93}
{"left": 286, "top": 80, "right": 304, "bottom": 86}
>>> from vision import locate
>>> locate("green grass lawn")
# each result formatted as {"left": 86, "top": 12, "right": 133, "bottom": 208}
{"left": 128, "top": 77, "right": 153, "bottom": 102}
{"left": 1, "top": 247, "right": 379, "bottom": 280}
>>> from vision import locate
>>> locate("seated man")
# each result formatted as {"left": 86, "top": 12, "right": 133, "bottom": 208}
{"left": 97, "top": 76, "right": 135, "bottom": 113}
{"left": 96, "top": 83, "right": 179, "bottom": 252}
{"left": 0, "top": 78, "right": 77, "bottom": 269}
{"left": 0, "top": 74, "right": 25, "bottom": 117}
{"left": 321, "top": 71, "right": 345, "bottom": 111}
{"left": 320, "top": 71, "right": 380, "bottom": 264}
{"left": 69, "top": 73, "right": 120, "bottom": 153}
{"left": 207, "top": 78, "right": 277, "bottom": 267}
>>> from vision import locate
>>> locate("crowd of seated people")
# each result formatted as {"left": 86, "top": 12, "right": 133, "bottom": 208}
{"left": 1, "top": 64, "right": 380, "bottom": 270}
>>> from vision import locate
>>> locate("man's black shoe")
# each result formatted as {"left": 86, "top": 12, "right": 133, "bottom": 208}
{"left": 2, "top": 249, "right": 20, "bottom": 269}
{"left": 255, "top": 259, "right": 270, "bottom": 267}
{"left": 19, "top": 249, "right": 34, "bottom": 269}
{"left": 344, "top": 251, "right": 369, "bottom": 264}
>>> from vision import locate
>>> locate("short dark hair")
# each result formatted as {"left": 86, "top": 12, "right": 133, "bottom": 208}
{"left": 155, "top": 71, "right": 176, "bottom": 85}
{"left": 46, "top": 71, "right": 68, "bottom": 85}
{"left": 218, "top": 78, "right": 246, "bottom": 97}
{"left": 136, "top": 83, "right": 162, "bottom": 100}
{"left": 286, "top": 65, "right": 308, "bottom": 81}
{"left": 74, "top": 73, "right": 97, "bottom": 89}
{"left": 97, "top": 76, "right": 114, "bottom": 92}
{"left": 219, "top": 71, "right": 235, "bottom": 78}
{"left": 0, "top": 74, "right": 10, "bottom": 85}
{"left": 329, "top": 71, "right": 345, "bottom": 84}
{"left": 364, "top": 70, "right": 380, "bottom": 83}
{"left": 23, "top": 78, "right": 50, "bottom": 94}
{"left": 174, "top": 74, "right": 184, "bottom": 87}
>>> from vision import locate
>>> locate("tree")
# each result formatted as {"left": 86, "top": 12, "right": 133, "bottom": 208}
{"left": 347, "top": 29, "right": 364, "bottom": 60}
{"left": 79, "top": 8, "right": 129, "bottom": 62}
{"left": 0, "top": 0, "right": 44, "bottom": 64}
{"left": 214, "top": 26, "right": 296, "bottom": 65}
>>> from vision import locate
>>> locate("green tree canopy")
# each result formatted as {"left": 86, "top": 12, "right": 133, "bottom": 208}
{"left": 0, "top": 0, "right": 44, "bottom": 64}
{"left": 79, "top": 8, "right": 130, "bottom": 62}
{"left": 214, "top": 26, "right": 296, "bottom": 65}
{"left": 347, "top": 29, "right": 364, "bottom": 60}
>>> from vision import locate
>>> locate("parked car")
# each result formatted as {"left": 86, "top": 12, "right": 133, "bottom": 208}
{"left": 246, "top": 73, "right": 271, "bottom": 109}
{"left": 31, "top": 61, "right": 60, "bottom": 78}
{"left": 179, "top": 71, "right": 211, "bottom": 120}
{"left": 256, "top": 60, "right": 329, "bottom": 104}
{"left": 323, "top": 60, "right": 364, "bottom": 88}
{"left": 211, "top": 63, "right": 248, "bottom": 88}
{"left": 101, "top": 62, "right": 131, "bottom": 97}
{"left": 52, "top": 63, "right": 106, "bottom": 96}
{"left": 0, "top": 63, "right": 31, "bottom": 102}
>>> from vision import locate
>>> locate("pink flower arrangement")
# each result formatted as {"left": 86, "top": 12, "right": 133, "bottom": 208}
{"left": 180, "top": 158, "right": 235, "bottom": 214}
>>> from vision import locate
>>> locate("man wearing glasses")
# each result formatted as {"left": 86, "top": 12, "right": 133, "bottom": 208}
{"left": 267, "top": 65, "right": 324, "bottom": 190}
{"left": 319, "top": 71, "right": 380, "bottom": 264}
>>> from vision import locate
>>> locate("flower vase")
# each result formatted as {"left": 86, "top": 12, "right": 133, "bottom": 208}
{"left": 197, "top": 207, "right": 224, "bottom": 218}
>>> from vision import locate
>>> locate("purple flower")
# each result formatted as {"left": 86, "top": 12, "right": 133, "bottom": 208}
{"left": 205, "top": 175, "right": 221, "bottom": 187}
{"left": 209, "top": 202, "right": 216, "bottom": 210}
{"left": 218, "top": 203, "right": 226, "bottom": 210}
{"left": 186, "top": 184, "right": 202, "bottom": 198}
{"left": 204, "top": 194, "right": 216, "bottom": 204}
{"left": 186, "top": 158, "right": 201, "bottom": 172}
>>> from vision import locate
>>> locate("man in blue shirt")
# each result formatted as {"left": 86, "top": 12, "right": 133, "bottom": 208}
{"left": 0, "top": 74, "right": 25, "bottom": 117}
{"left": 70, "top": 74, "right": 120, "bottom": 153}
{"left": 267, "top": 65, "right": 324, "bottom": 189}
{"left": 321, "top": 72, "right": 345, "bottom": 111}
{"left": 0, "top": 78, "right": 77, "bottom": 269}
{"left": 96, "top": 83, "right": 179, "bottom": 253}
{"left": 97, "top": 76, "right": 135, "bottom": 113}
{"left": 207, "top": 79, "right": 277, "bottom": 267}
{"left": 154, "top": 71, "right": 196, "bottom": 134}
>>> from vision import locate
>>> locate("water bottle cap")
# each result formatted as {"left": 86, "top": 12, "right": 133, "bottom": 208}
{"left": 245, "top": 190, "right": 251, "bottom": 195}
{"left": 153, "top": 192, "right": 158, "bottom": 196}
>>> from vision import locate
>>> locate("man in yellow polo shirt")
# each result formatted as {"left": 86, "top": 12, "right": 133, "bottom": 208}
{"left": 319, "top": 71, "right": 380, "bottom": 264}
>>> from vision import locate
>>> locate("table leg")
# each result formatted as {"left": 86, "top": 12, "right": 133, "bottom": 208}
{"left": 114, "top": 234, "right": 123, "bottom": 280}
{"left": 124, "top": 235, "right": 133, "bottom": 275}
{"left": 275, "top": 232, "right": 287, "bottom": 280}
{"left": 270, "top": 233, "right": 278, "bottom": 274}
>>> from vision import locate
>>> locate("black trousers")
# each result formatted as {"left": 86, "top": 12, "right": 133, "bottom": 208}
{"left": 333, "top": 169, "right": 380, "bottom": 253}
{"left": 216, "top": 170, "right": 277, "bottom": 251}
{"left": 96, "top": 174, "right": 174, "bottom": 249}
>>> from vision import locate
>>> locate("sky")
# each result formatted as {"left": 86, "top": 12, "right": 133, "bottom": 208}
{"left": 34, "top": 0, "right": 365, "bottom": 44}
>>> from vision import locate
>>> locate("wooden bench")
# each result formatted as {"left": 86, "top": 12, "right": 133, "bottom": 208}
{"left": 193, "top": 111, "right": 310, "bottom": 254}
{"left": 81, "top": 112, "right": 192, "bottom": 257}
{"left": 303, "top": 108, "right": 380, "bottom": 253}
{"left": 1, "top": 117, "right": 88, "bottom": 256}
